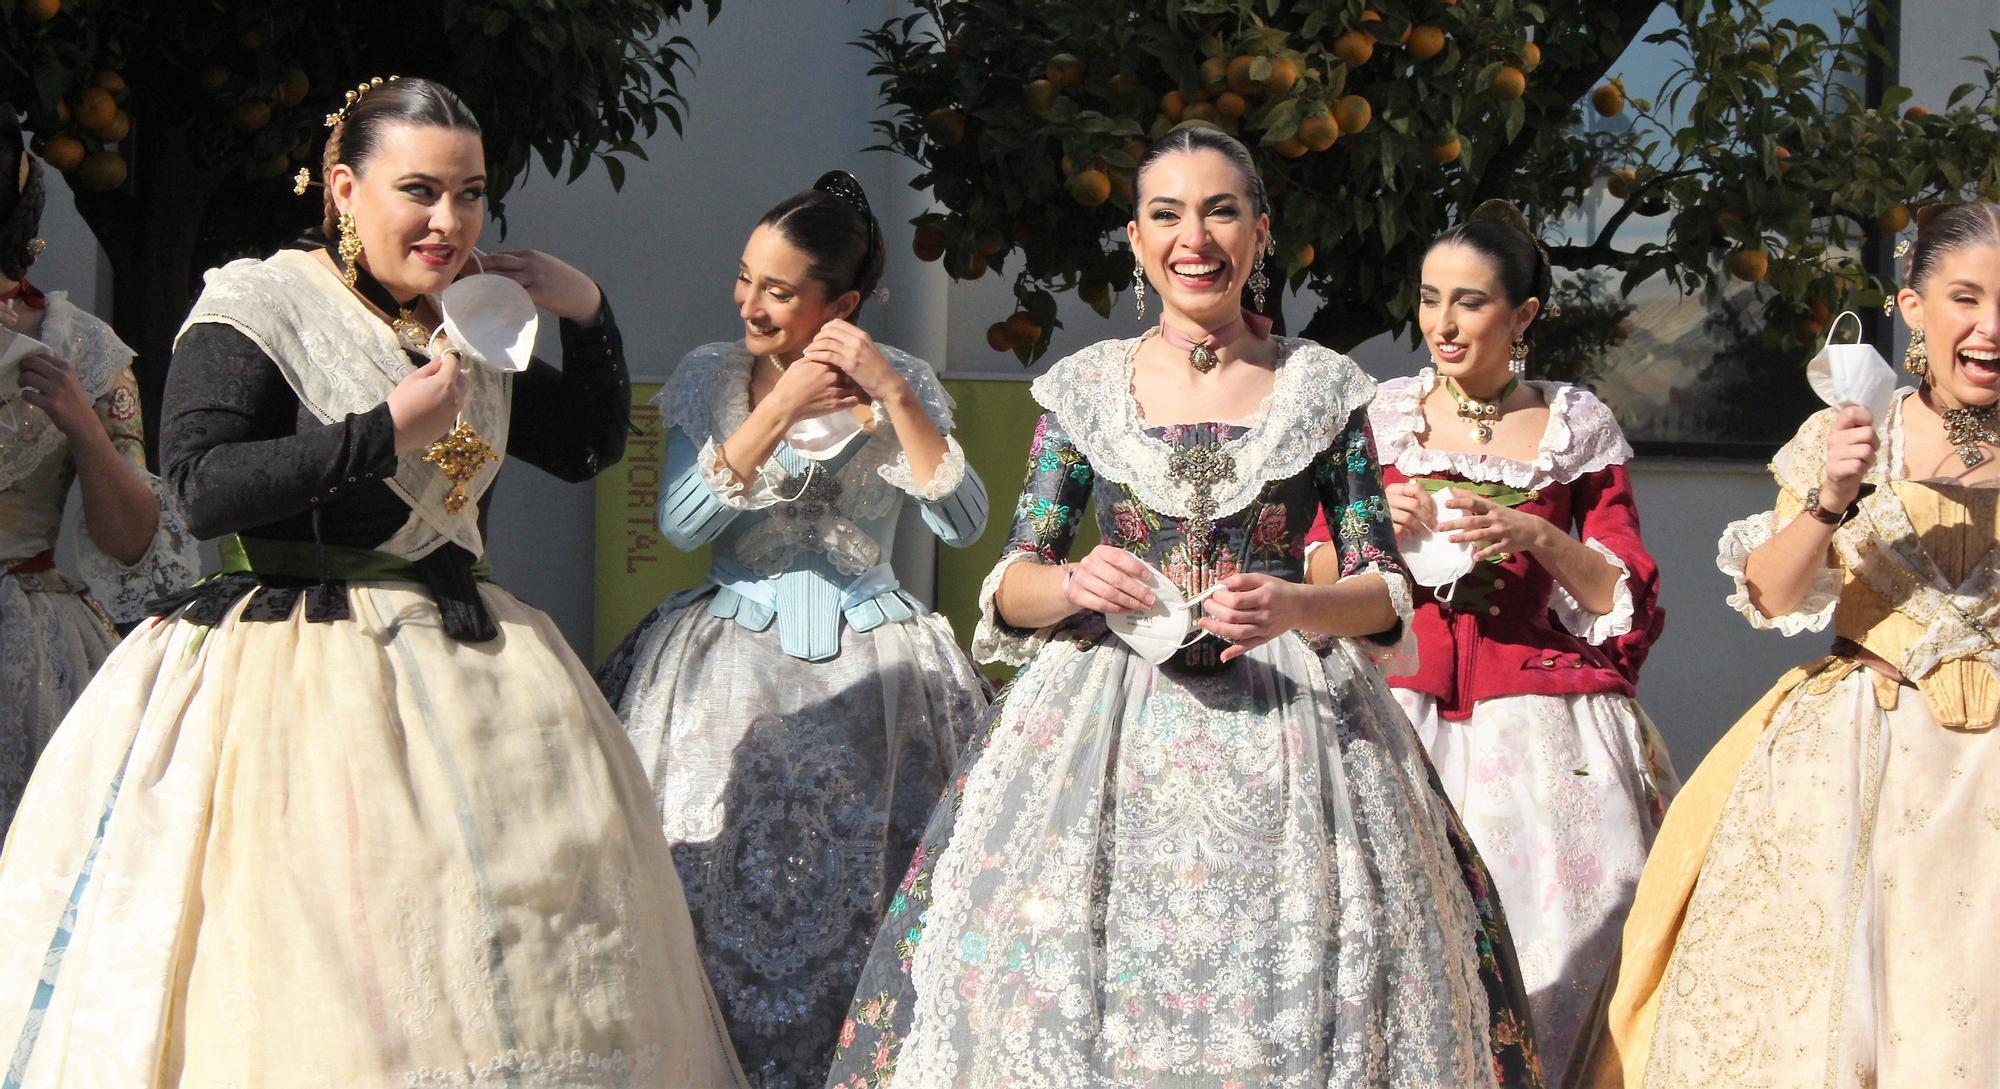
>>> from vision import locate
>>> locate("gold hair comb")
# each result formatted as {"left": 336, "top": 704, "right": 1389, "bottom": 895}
{"left": 323, "top": 75, "right": 399, "bottom": 130}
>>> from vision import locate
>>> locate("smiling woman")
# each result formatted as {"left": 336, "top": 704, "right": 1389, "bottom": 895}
{"left": 0, "top": 77, "right": 747, "bottom": 1088}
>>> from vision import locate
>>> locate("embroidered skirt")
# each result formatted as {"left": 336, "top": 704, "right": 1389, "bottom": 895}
{"left": 0, "top": 582, "right": 745, "bottom": 1088}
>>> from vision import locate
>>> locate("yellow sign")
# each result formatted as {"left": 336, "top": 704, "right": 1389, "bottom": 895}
{"left": 591, "top": 382, "right": 711, "bottom": 663}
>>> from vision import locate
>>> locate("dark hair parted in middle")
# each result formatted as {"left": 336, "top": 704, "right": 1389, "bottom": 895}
{"left": 1134, "top": 122, "right": 1269, "bottom": 219}
{"left": 0, "top": 106, "right": 46, "bottom": 282}
{"left": 1428, "top": 202, "right": 1554, "bottom": 341}
{"left": 320, "top": 77, "right": 482, "bottom": 236}
{"left": 1902, "top": 201, "right": 2000, "bottom": 295}
{"left": 757, "top": 170, "right": 886, "bottom": 320}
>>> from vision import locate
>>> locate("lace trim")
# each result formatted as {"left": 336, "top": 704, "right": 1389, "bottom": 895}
{"left": 879, "top": 434, "right": 968, "bottom": 502}
{"left": 1029, "top": 335, "right": 1375, "bottom": 521}
{"left": 694, "top": 437, "right": 785, "bottom": 511}
{"left": 1369, "top": 371, "right": 1633, "bottom": 490}
{"left": 1356, "top": 561, "right": 1420, "bottom": 673}
{"left": 0, "top": 295, "right": 136, "bottom": 495}
{"left": 1550, "top": 537, "right": 1637, "bottom": 645}
{"left": 405, "top": 1045, "right": 667, "bottom": 1088}
{"left": 1715, "top": 510, "right": 1839, "bottom": 635}
{"left": 661, "top": 342, "right": 953, "bottom": 577}
{"left": 971, "top": 552, "right": 1049, "bottom": 666}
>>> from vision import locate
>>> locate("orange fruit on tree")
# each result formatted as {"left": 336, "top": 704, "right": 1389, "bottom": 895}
{"left": 1004, "top": 311, "right": 1043, "bottom": 347}
{"left": 1199, "top": 58, "right": 1229, "bottom": 94}
{"left": 41, "top": 135, "right": 85, "bottom": 173}
{"left": 1490, "top": 66, "right": 1527, "bottom": 99}
{"left": 1290, "top": 242, "right": 1316, "bottom": 272}
{"left": 92, "top": 70, "right": 127, "bottom": 97}
{"left": 1024, "top": 78, "right": 1058, "bottom": 116}
{"left": 1333, "top": 30, "right": 1375, "bottom": 67}
{"left": 234, "top": 99, "right": 272, "bottom": 131}
{"left": 1298, "top": 112, "right": 1339, "bottom": 151}
{"left": 1274, "top": 136, "right": 1308, "bottom": 159}
{"left": 1714, "top": 208, "right": 1744, "bottom": 232}
{"left": 20, "top": 0, "right": 59, "bottom": 21}
{"left": 1359, "top": 9, "right": 1383, "bottom": 22}
{"left": 959, "top": 251, "right": 989, "bottom": 279}
{"left": 1046, "top": 53, "right": 1085, "bottom": 89}
{"left": 279, "top": 68, "right": 311, "bottom": 107}
{"left": 924, "top": 107, "right": 966, "bottom": 147}
{"left": 1160, "top": 89, "right": 1187, "bottom": 123}
{"left": 1123, "top": 138, "right": 1149, "bottom": 162}
{"left": 1406, "top": 25, "right": 1445, "bottom": 61}
{"left": 1264, "top": 56, "right": 1300, "bottom": 93}
{"left": 1795, "top": 316, "right": 1825, "bottom": 346}
{"left": 985, "top": 322, "right": 1014, "bottom": 352}
{"left": 1590, "top": 83, "right": 1625, "bottom": 117}
{"left": 1215, "top": 92, "right": 1248, "bottom": 119}
{"left": 1521, "top": 41, "right": 1542, "bottom": 72}
{"left": 1332, "top": 94, "right": 1372, "bottom": 135}
{"left": 1183, "top": 102, "right": 1219, "bottom": 123}
{"left": 912, "top": 223, "right": 946, "bottom": 262}
{"left": 1903, "top": 104, "right": 1930, "bottom": 121}
{"left": 77, "top": 86, "right": 116, "bottom": 131}
{"left": 1068, "top": 168, "right": 1112, "bottom": 207}
{"left": 1726, "top": 247, "right": 1770, "bottom": 282}
{"left": 77, "top": 149, "right": 126, "bottom": 192}
{"left": 1809, "top": 298, "right": 1833, "bottom": 323}
{"left": 1606, "top": 168, "right": 1637, "bottom": 198}
{"left": 1225, "top": 55, "right": 1261, "bottom": 95}
{"left": 54, "top": 98, "right": 71, "bottom": 124}
{"left": 1878, "top": 204, "right": 1910, "bottom": 232}
{"left": 1426, "top": 138, "right": 1462, "bottom": 165}
{"left": 1774, "top": 146, "right": 1793, "bottom": 175}
{"left": 1111, "top": 176, "right": 1134, "bottom": 205}
{"left": 89, "top": 109, "right": 131, "bottom": 143}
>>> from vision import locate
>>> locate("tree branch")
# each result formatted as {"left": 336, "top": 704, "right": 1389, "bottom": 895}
{"left": 1546, "top": 243, "right": 1640, "bottom": 269}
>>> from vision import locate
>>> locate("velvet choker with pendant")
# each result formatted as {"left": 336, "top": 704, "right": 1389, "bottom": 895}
{"left": 296, "top": 232, "right": 431, "bottom": 353}
{"left": 1158, "top": 309, "right": 1274, "bottom": 373}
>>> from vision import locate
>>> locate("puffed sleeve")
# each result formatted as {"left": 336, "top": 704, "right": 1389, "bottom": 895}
{"left": 970, "top": 411, "right": 1095, "bottom": 666}
{"left": 654, "top": 426, "right": 786, "bottom": 550}
{"left": 1549, "top": 463, "right": 1663, "bottom": 670}
{"left": 1715, "top": 409, "right": 1844, "bottom": 635}
{"left": 878, "top": 434, "right": 989, "bottom": 548}
{"left": 161, "top": 323, "right": 399, "bottom": 540}
{"left": 503, "top": 295, "right": 630, "bottom": 482}
{"left": 1311, "top": 407, "right": 1413, "bottom": 649}
{"left": 73, "top": 366, "right": 199, "bottom": 623}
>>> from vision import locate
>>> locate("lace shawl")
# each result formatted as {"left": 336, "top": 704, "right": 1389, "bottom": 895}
{"left": 1369, "top": 370, "right": 1633, "bottom": 491}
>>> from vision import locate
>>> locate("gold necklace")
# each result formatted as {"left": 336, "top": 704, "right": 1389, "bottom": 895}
{"left": 1939, "top": 402, "right": 1999, "bottom": 469}
{"left": 1445, "top": 376, "right": 1518, "bottom": 444}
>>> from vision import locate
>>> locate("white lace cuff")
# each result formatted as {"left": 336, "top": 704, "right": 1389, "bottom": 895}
{"left": 696, "top": 437, "right": 787, "bottom": 511}
{"left": 971, "top": 552, "right": 1052, "bottom": 667}
{"left": 878, "top": 434, "right": 968, "bottom": 502}
{"left": 1347, "top": 562, "right": 1419, "bottom": 674}
{"left": 1551, "top": 537, "right": 1637, "bottom": 645}
{"left": 1716, "top": 510, "right": 1839, "bottom": 635}
{"left": 76, "top": 472, "right": 199, "bottom": 626}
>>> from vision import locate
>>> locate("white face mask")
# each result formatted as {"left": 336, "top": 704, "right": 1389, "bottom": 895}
{"left": 784, "top": 410, "right": 865, "bottom": 461}
{"left": 1400, "top": 485, "right": 1480, "bottom": 595}
{"left": 434, "top": 273, "right": 538, "bottom": 373}
{"left": 1806, "top": 310, "right": 1898, "bottom": 431}
{"left": 1105, "top": 559, "right": 1226, "bottom": 665}
{"left": 0, "top": 328, "right": 50, "bottom": 434}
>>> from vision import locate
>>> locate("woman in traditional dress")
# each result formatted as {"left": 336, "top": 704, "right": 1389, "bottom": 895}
{"left": 0, "top": 77, "right": 744, "bottom": 1087}
{"left": 598, "top": 171, "right": 990, "bottom": 1088}
{"left": 824, "top": 124, "right": 1542, "bottom": 1089}
{"left": 1305, "top": 203, "right": 1676, "bottom": 1083}
{"left": 0, "top": 109, "right": 195, "bottom": 834}
{"left": 1591, "top": 201, "right": 2000, "bottom": 1088}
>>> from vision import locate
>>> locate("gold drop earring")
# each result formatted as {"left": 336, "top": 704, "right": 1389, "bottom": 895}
{"left": 337, "top": 211, "right": 363, "bottom": 288}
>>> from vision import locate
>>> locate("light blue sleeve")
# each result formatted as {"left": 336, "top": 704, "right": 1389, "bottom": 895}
{"left": 916, "top": 460, "right": 989, "bottom": 548}
{"left": 655, "top": 429, "right": 747, "bottom": 550}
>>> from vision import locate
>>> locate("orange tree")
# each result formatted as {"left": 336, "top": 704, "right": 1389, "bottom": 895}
{"left": 859, "top": 0, "right": 2000, "bottom": 362}
{"left": 2, "top": 0, "right": 718, "bottom": 451}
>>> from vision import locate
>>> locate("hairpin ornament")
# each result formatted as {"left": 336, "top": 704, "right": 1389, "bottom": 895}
{"left": 324, "top": 75, "right": 399, "bottom": 130}
{"left": 1893, "top": 238, "right": 1912, "bottom": 258}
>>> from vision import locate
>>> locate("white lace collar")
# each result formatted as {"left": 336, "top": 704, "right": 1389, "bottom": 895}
{"left": 1028, "top": 334, "right": 1376, "bottom": 521}
{"left": 1368, "top": 369, "right": 1633, "bottom": 490}
{"left": 0, "top": 294, "right": 136, "bottom": 495}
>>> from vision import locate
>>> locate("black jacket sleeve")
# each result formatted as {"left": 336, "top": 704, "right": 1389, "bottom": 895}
{"left": 504, "top": 295, "right": 630, "bottom": 483}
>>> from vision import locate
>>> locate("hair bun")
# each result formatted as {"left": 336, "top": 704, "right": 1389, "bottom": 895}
{"left": 1913, "top": 201, "right": 1961, "bottom": 233}
{"left": 1468, "top": 198, "right": 1534, "bottom": 239}
{"left": 813, "top": 170, "right": 872, "bottom": 218}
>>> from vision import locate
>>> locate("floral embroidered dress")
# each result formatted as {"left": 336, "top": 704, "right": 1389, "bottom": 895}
{"left": 0, "top": 289, "right": 195, "bottom": 833}
{"left": 1592, "top": 393, "right": 2000, "bottom": 1089}
{"left": 0, "top": 249, "right": 745, "bottom": 1088}
{"left": 598, "top": 342, "right": 990, "bottom": 1089}
{"left": 1306, "top": 370, "right": 1677, "bottom": 1084}
{"left": 824, "top": 336, "right": 1543, "bottom": 1089}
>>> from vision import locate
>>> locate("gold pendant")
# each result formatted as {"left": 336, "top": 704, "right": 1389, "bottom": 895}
{"left": 1472, "top": 422, "right": 1494, "bottom": 443}
{"left": 1188, "top": 344, "right": 1219, "bottom": 373}
{"left": 390, "top": 308, "right": 430, "bottom": 354}
{"left": 422, "top": 420, "right": 498, "bottom": 514}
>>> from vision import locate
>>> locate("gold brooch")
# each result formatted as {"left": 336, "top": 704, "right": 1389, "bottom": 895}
{"left": 422, "top": 421, "right": 498, "bottom": 513}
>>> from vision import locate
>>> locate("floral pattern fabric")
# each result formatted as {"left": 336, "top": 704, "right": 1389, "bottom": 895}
{"left": 826, "top": 390, "right": 1542, "bottom": 1088}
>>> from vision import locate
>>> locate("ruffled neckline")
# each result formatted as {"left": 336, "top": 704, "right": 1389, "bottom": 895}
{"left": 1368, "top": 369, "right": 1634, "bottom": 490}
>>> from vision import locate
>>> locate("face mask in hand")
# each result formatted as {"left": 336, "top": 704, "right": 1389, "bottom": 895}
{"left": 433, "top": 274, "right": 538, "bottom": 373}
{"left": 1806, "top": 310, "right": 1897, "bottom": 431}
{"left": 0, "top": 328, "right": 51, "bottom": 434}
{"left": 1401, "top": 485, "right": 1480, "bottom": 598}
{"left": 1105, "top": 559, "right": 1228, "bottom": 665}
{"left": 785, "top": 410, "right": 865, "bottom": 461}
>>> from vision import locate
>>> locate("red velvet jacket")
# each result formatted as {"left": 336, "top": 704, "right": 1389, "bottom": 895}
{"left": 1307, "top": 376, "right": 1664, "bottom": 720}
